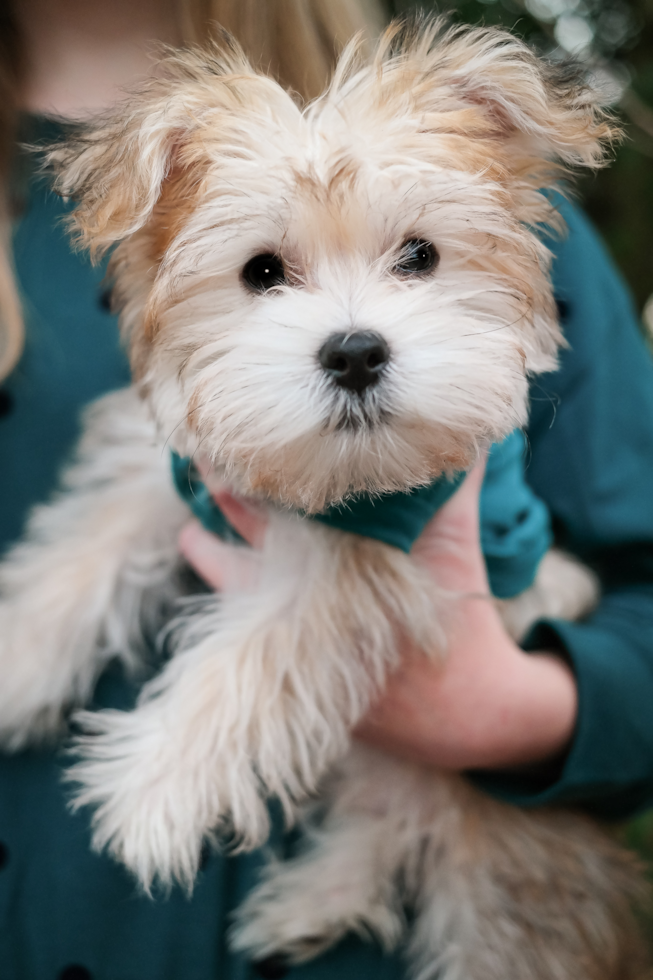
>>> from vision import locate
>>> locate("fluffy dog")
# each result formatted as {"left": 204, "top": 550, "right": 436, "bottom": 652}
{"left": 0, "top": 20, "right": 647, "bottom": 980}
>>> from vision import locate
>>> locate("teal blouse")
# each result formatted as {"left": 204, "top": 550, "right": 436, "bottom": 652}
{"left": 2, "top": 122, "right": 653, "bottom": 980}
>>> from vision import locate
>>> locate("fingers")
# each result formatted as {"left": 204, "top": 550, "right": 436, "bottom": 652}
{"left": 211, "top": 491, "right": 269, "bottom": 548}
{"left": 177, "top": 485, "right": 268, "bottom": 592}
{"left": 178, "top": 520, "right": 261, "bottom": 592}
{"left": 192, "top": 456, "right": 269, "bottom": 547}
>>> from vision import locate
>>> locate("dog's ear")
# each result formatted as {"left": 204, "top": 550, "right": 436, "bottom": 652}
{"left": 45, "top": 38, "right": 297, "bottom": 260}
{"left": 443, "top": 31, "right": 616, "bottom": 172}
{"left": 374, "top": 19, "right": 618, "bottom": 181}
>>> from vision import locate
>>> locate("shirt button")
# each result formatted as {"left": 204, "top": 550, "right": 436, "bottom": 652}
{"left": 555, "top": 298, "right": 570, "bottom": 322}
{"left": 254, "top": 955, "right": 289, "bottom": 979}
{"left": 58, "top": 966, "right": 93, "bottom": 980}
{"left": 98, "top": 287, "right": 114, "bottom": 313}
{"left": 0, "top": 389, "right": 14, "bottom": 418}
{"left": 0, "top": 842, "right": 9, "bottom": 870}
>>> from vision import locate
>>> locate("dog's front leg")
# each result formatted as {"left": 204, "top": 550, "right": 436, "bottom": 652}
{"left": 67, "top": 518, "right": 443, "bottom": 891}
{"left": 0, "top": 388, "right": 187, "bottom": 749}
{"left": 230, "top": 743, "right": 416, "bottom": 964}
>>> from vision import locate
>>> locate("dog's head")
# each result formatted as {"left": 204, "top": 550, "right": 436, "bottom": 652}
{"left": 49, "top": 22, "right": 615, "bottom": 511}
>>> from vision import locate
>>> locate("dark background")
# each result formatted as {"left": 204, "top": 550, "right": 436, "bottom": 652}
{"left": 384, "top": 0, "right": 653, "bottom": 323}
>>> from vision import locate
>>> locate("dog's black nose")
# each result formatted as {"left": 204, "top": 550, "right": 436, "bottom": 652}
{"left": 318, "top": 331, "right": 390, "bottom": 394}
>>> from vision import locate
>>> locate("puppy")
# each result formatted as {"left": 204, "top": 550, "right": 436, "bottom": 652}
{"left": 0, "top": 20, "right": 646, "bottom": 979}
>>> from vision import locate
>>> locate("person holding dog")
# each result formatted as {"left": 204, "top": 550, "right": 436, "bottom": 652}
{"left": 0, "top": 1, "right": 652, "bottom": 978}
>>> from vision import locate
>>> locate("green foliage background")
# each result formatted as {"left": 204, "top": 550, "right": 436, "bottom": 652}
{"left": 385, "top": 0, "right": 653, "bottom": 314}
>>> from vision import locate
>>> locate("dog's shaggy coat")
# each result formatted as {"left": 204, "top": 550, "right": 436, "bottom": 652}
{"left": 0, "top": 20, "right": 647, "bottom": 980}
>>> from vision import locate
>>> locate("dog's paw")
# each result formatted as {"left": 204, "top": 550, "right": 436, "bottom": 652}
{"left": 497, "top": 548, "right": 599, "bottom": 642}
{"left": 67, "top": 707, "right": 210, "bottom": 892}
{"left": 66, "top": 703, "right": 272, "bottom": 892}
{"left": 230, "top": 857, "right": 404, "bottom": 964}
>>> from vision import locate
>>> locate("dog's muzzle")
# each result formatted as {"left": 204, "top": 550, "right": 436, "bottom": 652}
{"left": 318, "top": 331, "right": 390, "bottom": 395}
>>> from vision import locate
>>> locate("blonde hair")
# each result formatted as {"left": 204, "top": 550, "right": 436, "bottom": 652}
{"left": 179, "top": 0, "right": 385, "bottom": 99}
{"left": 0, "top": 0, "right": 385, "bottom": 381}
{"left": 0, "top": 4, "right": 25, "bottom": 380}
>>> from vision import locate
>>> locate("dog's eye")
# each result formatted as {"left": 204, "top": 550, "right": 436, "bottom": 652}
{"left": 242, "top": 253, "right": 286, "bottom": 292}
{"left": 393, "top": 239, "right": 439, "bottom": 276}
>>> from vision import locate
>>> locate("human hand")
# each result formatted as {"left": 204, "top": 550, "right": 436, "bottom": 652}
{"left": 354, "top": 463, "right": 577, "bottom": 770}
{"left": 178, "top": 468, "right": 577, "bottom": 772}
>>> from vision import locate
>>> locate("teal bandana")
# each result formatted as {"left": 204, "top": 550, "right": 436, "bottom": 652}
{"left": 171, "top": 429, "right": 551, "bottom": 600}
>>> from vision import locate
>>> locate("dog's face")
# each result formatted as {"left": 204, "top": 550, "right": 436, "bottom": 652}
{"left": 138, "top": 137, "right": 557, "bottom": 512}
{"left": 52, "top": 24, "right": 613, "bottom": 511}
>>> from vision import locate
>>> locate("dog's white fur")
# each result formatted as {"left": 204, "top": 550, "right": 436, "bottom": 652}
{"left": 0, "top": 21, "right": 644, "bottom": 980}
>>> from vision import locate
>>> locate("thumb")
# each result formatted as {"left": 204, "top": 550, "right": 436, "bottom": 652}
{"left": 412, "top": 457, "right": 489, "bottom": 595}
{"left": 432, "top": 456, "right": 486, "bottom": 540}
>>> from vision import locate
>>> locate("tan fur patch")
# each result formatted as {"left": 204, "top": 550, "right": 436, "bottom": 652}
{"left": 449, "top": 779, "right": 651, "bottom": 980}
{"left": 148, "top": 158, "right": 208, "bottom": 264}
{"left": 186, "top": 380, "right": 209, "bottom": 433}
